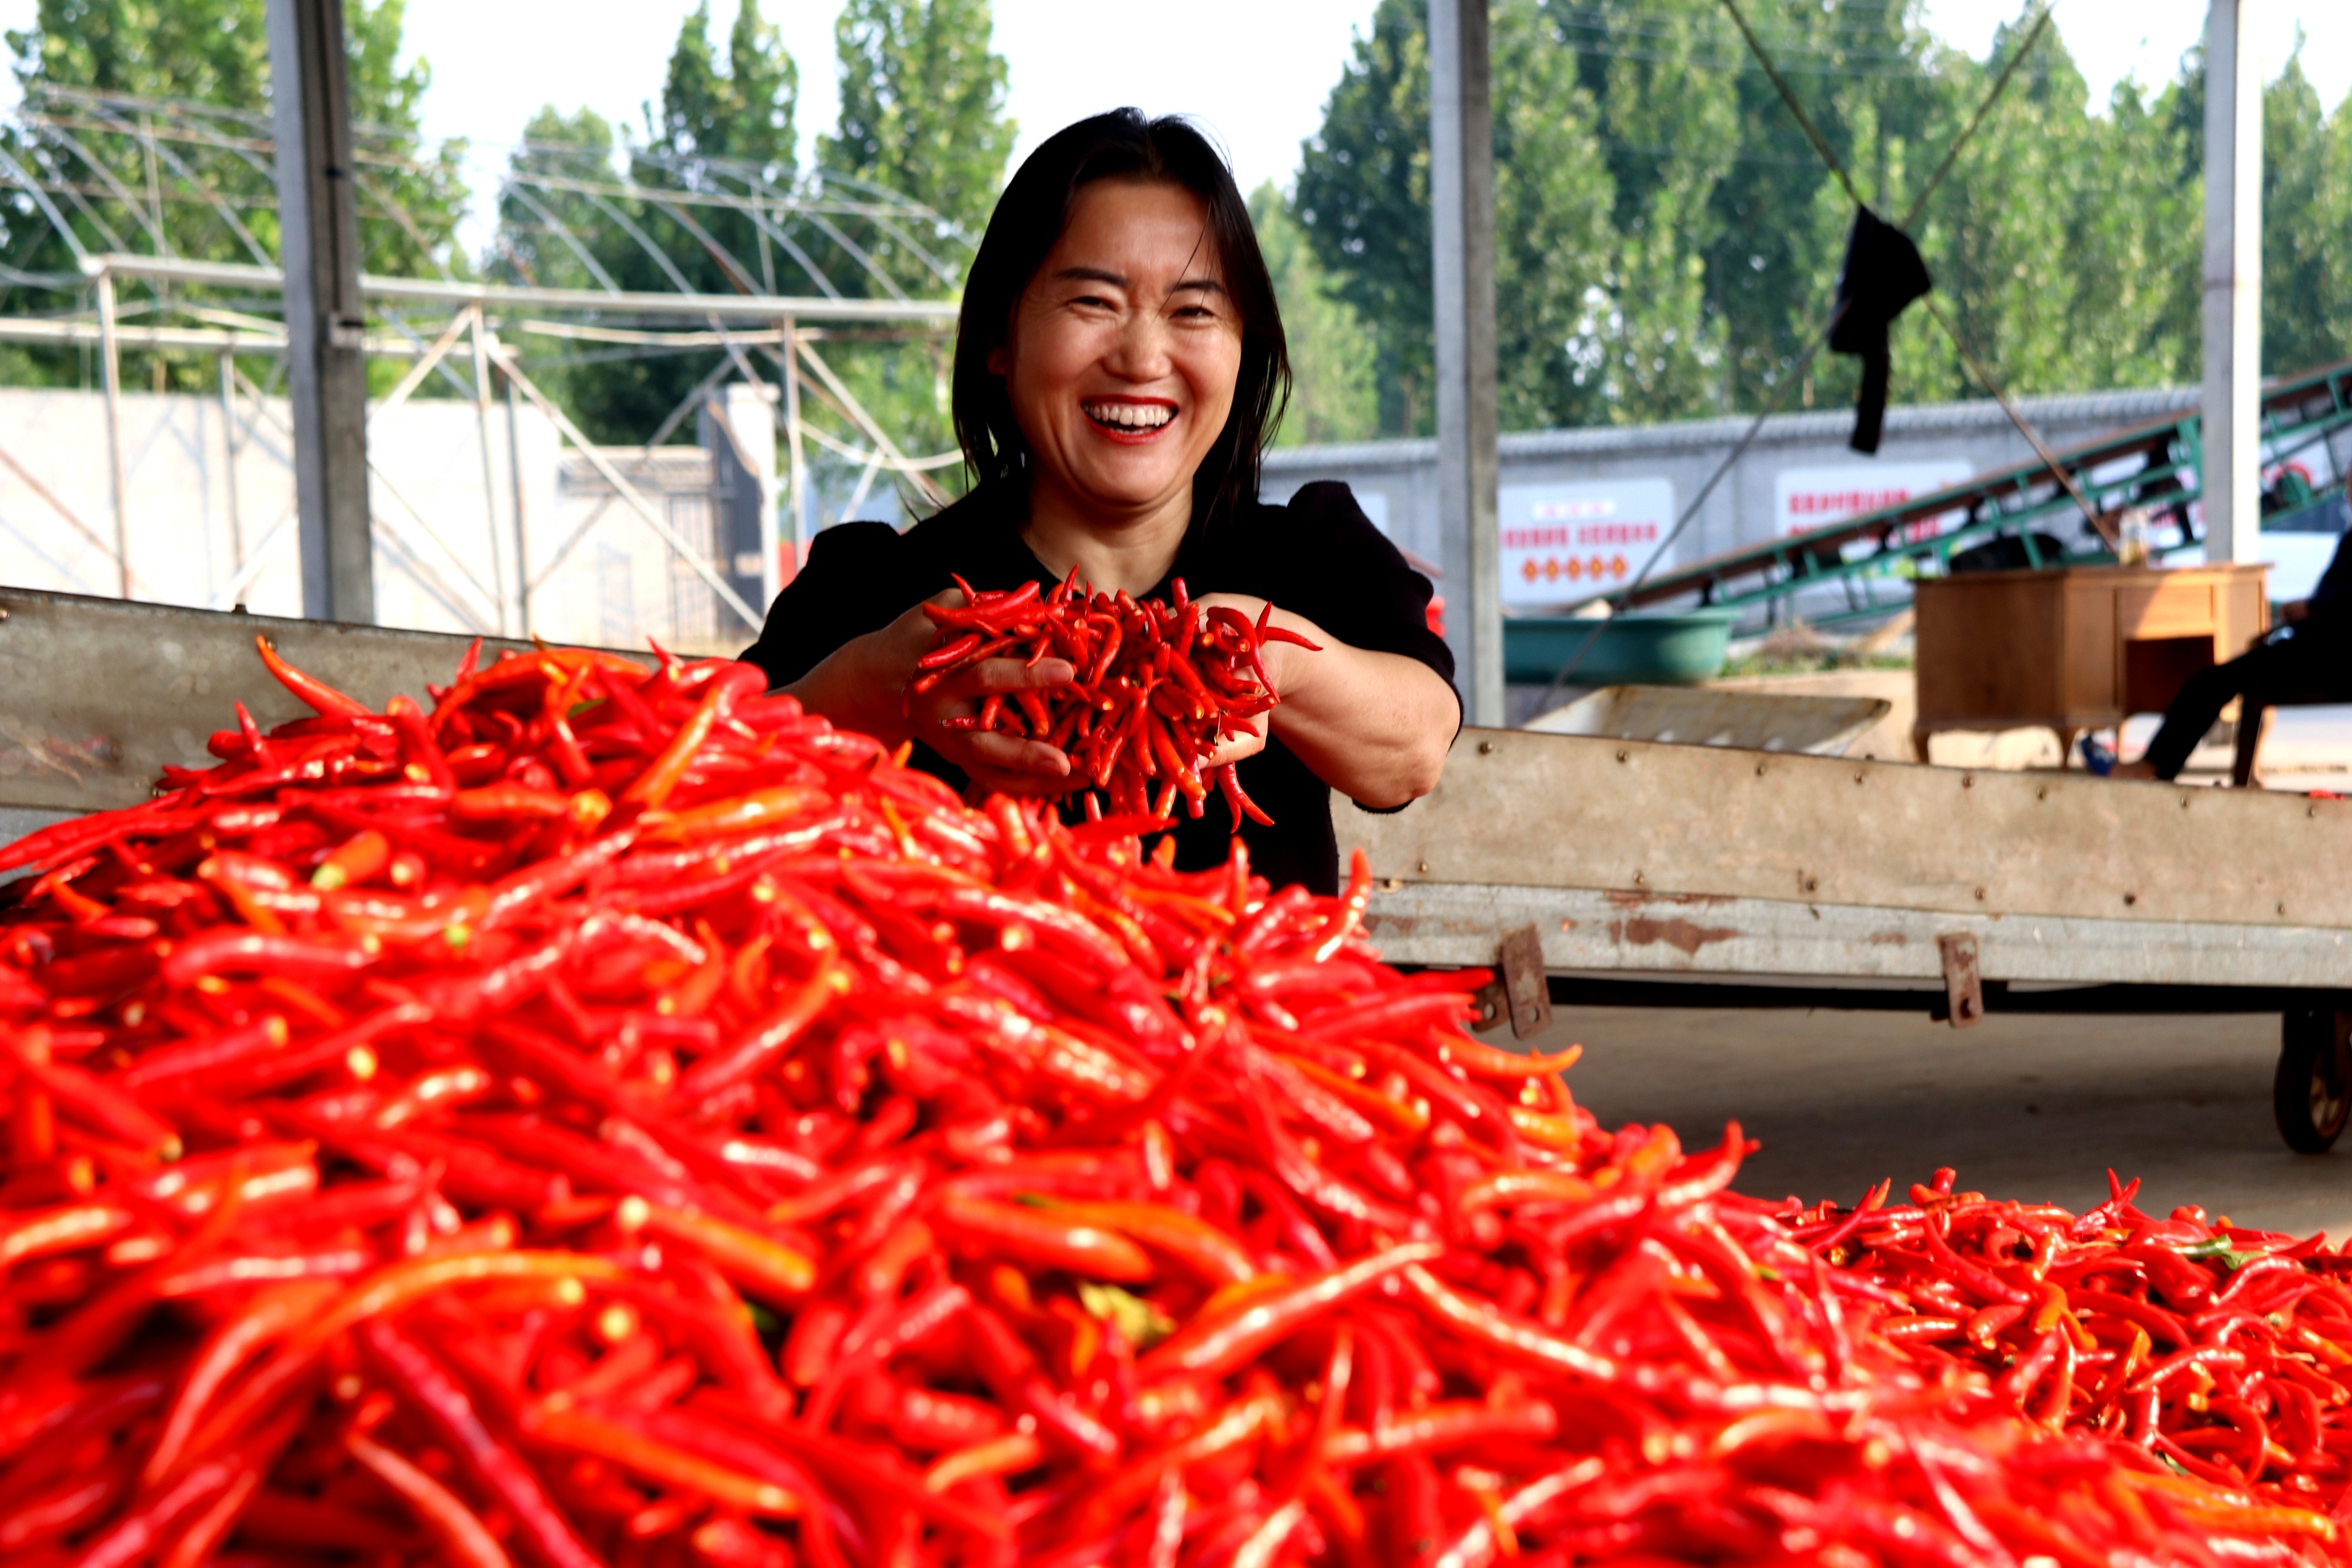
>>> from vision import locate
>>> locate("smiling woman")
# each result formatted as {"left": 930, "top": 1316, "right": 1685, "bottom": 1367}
{"left": 741, "top": 110, "right": 1460, "bottom": 894}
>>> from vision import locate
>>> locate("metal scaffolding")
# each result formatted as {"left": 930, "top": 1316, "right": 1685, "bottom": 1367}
{"left": 0, "top": 85, "right": 969, "bottom": 641}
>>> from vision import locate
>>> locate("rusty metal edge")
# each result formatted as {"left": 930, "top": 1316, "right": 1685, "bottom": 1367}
{"left": 1364, "top": 881, "right": 2352, "bottom": 990}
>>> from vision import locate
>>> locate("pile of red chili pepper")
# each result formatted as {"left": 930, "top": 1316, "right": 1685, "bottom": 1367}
{"left": 0, "top": 636, "right": 2344, "bottom": 1568}
{"left": 1792, "top": 1167, "right": 2352, "bottom": 1521}
{"left": 916, "top": 574, "right": 1311, "bottom": 827}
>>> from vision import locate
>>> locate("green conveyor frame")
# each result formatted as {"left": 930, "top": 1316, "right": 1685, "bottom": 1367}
{"left": 1612, "top": 358, "right": 2352, "bottom": 628}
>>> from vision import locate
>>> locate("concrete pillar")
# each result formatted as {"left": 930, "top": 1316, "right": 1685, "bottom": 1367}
{"left": 268, "top": 0, "right": 373, "bottom": 622}
{"left": 2202, "top": 0, "right": 2262, "bottom": 564}
{"left": 780, "top": 320, "right": 807, "bottom": 591}
{"left": 701, "top": 382, "right": 779, "bottom": 623}
{"left": 1430, "top": 0, "right": 1501, "bottom": 725}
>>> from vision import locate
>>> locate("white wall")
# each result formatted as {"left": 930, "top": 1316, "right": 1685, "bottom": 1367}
{"left": 0, "top": 386, "right": 750, "bottom": 654}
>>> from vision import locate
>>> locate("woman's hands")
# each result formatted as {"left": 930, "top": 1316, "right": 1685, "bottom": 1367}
{"left": 782, "top": 593, "right": 1078, "bottom": 799}
{"left": 786, "top": 586, "right": 1458, "bottom": 812}
{"left": 1189, "top": 593, "right": 1288, "bottom": 773}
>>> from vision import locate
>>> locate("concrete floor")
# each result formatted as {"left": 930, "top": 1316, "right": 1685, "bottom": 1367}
{"left": 1546, "top": 1002, "right": 2352, "bottom": 1240}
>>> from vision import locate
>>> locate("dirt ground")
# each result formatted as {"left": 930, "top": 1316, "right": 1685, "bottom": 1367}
{"left": 1538, "top": 1001, "right": 2352, "bottom": 1238}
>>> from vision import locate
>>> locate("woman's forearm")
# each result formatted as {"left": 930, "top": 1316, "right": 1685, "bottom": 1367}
{"left": 1267, "top": 624, "right": 1459, "bottom": 809}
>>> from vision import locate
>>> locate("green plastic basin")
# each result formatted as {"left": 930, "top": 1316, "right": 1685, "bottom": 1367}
{"left": 1503, "top": 611, "right": 1738, "bottom": 686}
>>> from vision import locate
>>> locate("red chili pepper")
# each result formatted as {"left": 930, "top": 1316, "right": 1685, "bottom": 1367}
{"left": 254, "top": 636, "right": 372, "bottom": 721}
{"left": 917, "top": 578, "right": 1305, "bottom": 822}
{"left": 935, "top": 1190, "right": 1154, "bottom": 1282}
{"left": 159, "top": 929, "right": 374, "bottom": 989}
{"left": 1139, "top": 1242, "right": 1442, "bottom": 1384}
{"left": 10, "top": 631, "right": 2347, "bottom": 1568}
{"left": 6, "top": 1030, "right": 182, "bottom": 1158}
{"left": 342, "top": 1430, "right": 515, "bottom": 1568}
{"left": 358, "top": 1319, "right": 606, "bottom": 1568}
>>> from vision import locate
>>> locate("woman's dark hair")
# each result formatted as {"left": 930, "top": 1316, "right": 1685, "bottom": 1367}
{"left": 952, "top": 110, "right": 1291, "bottom": 530}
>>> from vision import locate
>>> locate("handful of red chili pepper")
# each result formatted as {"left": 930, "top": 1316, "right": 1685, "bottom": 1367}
{"left": 1793, "top": 1166, "right": 2352, "bottom": 1523}
{"left": 916, "top": 573, "right": 1314, "bottom": 827}
{"left": 0, "top": 637, "right": 2343, "bottom": 1568}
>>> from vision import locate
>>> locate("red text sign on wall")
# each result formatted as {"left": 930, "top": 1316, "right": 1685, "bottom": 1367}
{"left": 1499, "top": 480, "right": 1674, "bottom": 608}
{"left": 1772, "top": 461, "right": 1973, "bottom": 542}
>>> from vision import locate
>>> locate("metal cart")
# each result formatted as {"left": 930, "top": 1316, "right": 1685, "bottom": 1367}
{"left": 1352, "top": 727, "right": 2352, "bottom": 1152}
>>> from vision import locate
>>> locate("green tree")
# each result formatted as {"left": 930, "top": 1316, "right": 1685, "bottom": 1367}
{"left": 631, "top": 0, "right": 800, "bottom": 298}
{"left": 2261, "top": 45, "right": 2351, "bottom": 380}
{"left": 1542, "top": 0, "right": 1953, "bottom": 418}
{"left": 493, "top": 3, "right": 804, "bottom": 443}
{"left": 1296, "top": 0, "right": 1615, "bottom": 436}
{"left": 1295, "top": 0, "right": 1432, "bottom": 435}
{"left": 821, "top": 0, "right": 1013, "bottom": 277}
{"left": 649, "top": 0, "right": 796, "bottom": 176}
{"left": 495, "top": 106, "right": 618, "bottom": 294}
{"left": 808, "top": 0, "right": 1015, "bottom": 482}
{"left": 1490, "top": 9, "right": 1615, "bottom": 428}
{"left": 488, "top": 106, "right": 620, "bottom": 423}
{"left": 2067, "top": 76, "right": 2202, "bottom": 390}
{"left": 1561, "top": 0, "right": 1739, "bottom": 422}
{"left": 1908, "top": 22, "right": 2114, "bottom": 400}
{"left": 1293, "top": 0, "right": 2352, "bottom": 433}
{"left": 0, "top": 0, "right": 466, "bottom": 388}
{"left": 1248, "top": 180, "right": 1377, "bottom": 446}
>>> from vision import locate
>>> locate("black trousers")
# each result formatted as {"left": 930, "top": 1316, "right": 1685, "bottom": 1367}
{"left": 2144, "top": 620, "right": 2352, "bottom": 779}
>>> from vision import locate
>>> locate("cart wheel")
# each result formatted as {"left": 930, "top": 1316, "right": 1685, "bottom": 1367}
{"left": 2274, "top": 1006, "right": 2352, "bottom": 1153}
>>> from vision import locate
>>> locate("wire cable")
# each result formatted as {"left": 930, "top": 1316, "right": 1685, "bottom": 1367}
{"left": 1529, "top": 0, "right": 2069, "bottom": 705}
{"left": 1897, "top": 3, "right": 2057, "bottom": 233}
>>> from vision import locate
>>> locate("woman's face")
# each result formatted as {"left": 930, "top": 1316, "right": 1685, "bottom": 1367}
{"left": 991, "top": 178, "right": 1244, "bottom": 525}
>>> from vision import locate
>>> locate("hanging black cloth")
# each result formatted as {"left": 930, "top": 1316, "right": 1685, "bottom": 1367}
{"left": 1827, "top": 206, "right": 1932, "bottom": 455}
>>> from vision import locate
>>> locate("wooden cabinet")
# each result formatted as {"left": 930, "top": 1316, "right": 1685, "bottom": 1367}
{"left": 1913, "top": 564, "right": 2269, "bottom": 761}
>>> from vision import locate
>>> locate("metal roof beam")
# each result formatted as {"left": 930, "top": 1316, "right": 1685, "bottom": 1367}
{"left": 77, "top": 251, "right": 959, "bottom": 325}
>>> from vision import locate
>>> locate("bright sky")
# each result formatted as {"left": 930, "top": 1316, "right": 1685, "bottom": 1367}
{"left": 1920, "top": 0, "right": 2350, "bottom": 109}
{"left": 385, "top": 0, "right": 1389, "bottom": 255}
{"left": 392, "top": 0, "right": 2352, "bottom": 261}
{"left": 0, "top": 1, "right": 2344, "bottom": 257}
{"left": 397, "top": 0, "right": 1387, "bottom": 189}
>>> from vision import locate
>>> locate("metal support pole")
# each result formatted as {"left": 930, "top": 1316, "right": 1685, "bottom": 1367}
{"left": 503, "top": 361, "right": 532, "bottom": 636}
{"left": 1430, "top": 0, "right": 1501, "bottom": 725}
{"left": 758, "top": 349, "right": 784, "bottom": 610}
{"left": 218, "top": 349, "right": 245, "bottom": 576}
{"left": 2202, "top": 0, "right": 2262, "bottom": 564}
{"left": 268, "top": 0, "right": 373, "bottom": 622}
{"left": 94, "top": 268, "right": 132, "bottom": 599}
{"left": 490, "top": 343, "right": 765, "bottom": 632}
{"left": 781, "top": 319, "right": 810, "bottom": 574}
{"left": 702, "top": 381, "right": 778, "bottom": 623}
{"left": 466, "top": 306, "right": 510, "bottom": 634}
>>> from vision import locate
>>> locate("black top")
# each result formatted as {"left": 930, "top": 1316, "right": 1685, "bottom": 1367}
{"left": 740, "top": 481, "right": 1457, "bottom": 895}
{"left": 2312, "top": 517, "right": 2352, "bottom": 617}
